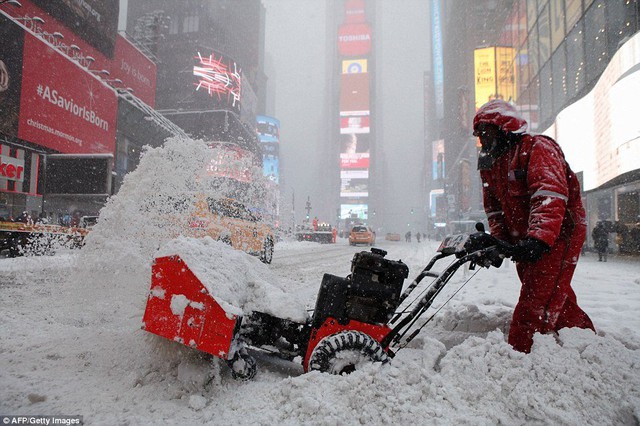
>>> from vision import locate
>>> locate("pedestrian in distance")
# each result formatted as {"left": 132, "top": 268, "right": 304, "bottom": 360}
{"left": 473, "top": 99, "right": 595, "bottom": 353}
{"left": 416, "top": 232, "right": 421, "bottom": 243}
{"left": 591, "top": 221, "right": 609, "bottom": 262}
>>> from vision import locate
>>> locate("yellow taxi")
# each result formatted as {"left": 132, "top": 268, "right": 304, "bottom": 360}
{"left": 186, "top": 196, "right": 275, "bottom": 263}
{"left": 348, "top": 225, "right": 376, "bottom": 246}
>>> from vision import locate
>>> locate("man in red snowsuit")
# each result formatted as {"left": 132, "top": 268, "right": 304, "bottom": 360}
{"left": 473, "top": 99, "right": 595, "bottom": 353}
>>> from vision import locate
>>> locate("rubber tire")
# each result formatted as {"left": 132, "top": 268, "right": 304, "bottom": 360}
{"left": 226, "top": 347, "right": 257, "bottom": 381}
{"left": 259, "top": 236, "right": 274, "bottom": 264}
{"left": 308, "top": 331, "right": 389, "bottom": 375}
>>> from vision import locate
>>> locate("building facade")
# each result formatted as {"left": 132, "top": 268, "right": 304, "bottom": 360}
{"left": 0, "top": 0, "right": 182, "bottom": 223}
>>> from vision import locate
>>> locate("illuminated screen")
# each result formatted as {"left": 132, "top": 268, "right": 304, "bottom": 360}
{"left": 341, "top": 204, "right": 368, "bottom": 220}
{"left": 193, "top": 51, "right": 242, "bottom": 114}
{"left": 341, "top": 133, "right": 370, "bottom": 154}
{"left": 340, "top": 177, "right": 368, "bottom": 198}
{"left": 263, "top": 155, "right": 279, "bottom": 184}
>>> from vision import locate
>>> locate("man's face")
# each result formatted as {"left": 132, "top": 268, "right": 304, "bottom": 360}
{"left": 473, "top": 123, "right": 501, "bottom": 149}
{"left": 473, "top": 123, "right": 504, "bottom": 170}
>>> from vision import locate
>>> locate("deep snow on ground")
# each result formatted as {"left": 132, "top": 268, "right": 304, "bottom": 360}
{"left": 1, "top": 138, "right": 640, "bottom": 425}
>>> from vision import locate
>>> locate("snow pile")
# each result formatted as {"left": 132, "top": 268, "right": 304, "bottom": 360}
{"left": 157, "top": 236, "right": 308, "bottom": 322}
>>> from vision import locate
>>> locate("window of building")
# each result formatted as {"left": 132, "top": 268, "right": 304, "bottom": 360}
{"left": 539, "top": 62, "right": 553, "bottom": 124}
{"left": 529, "top": 74, "right": 541, "bottom": 131}
{"left": 538, "top": 2, "right": 551, "bottom": 64}
{"left": 550, "top": 0, "right": 565, "bottom": 53}
{"left": 168, "top": 16, "right": 179, "bottom": 34}
{"left": 585, "top": 0, "right": 607, "bottom": 83}
{"left": 537, "top": 0, "right": 549, "bottom": 14}
{"left": 606, "top": 0, "right": 639, "bottom": 53}
{"left": 565, "top": 0, "right": 582, "bottom": 31}
{"left": 527, "top": 0, "right": 538, "bottom": 32}
{"left": 551, "top": 46, "right": 567, "bottom": 112}
{"left": 528, "top": 24, "right": 540, "bottom": 77}
{"left": 565, "top": 22, "right": 585, "bottom": 99}
{"left": 183, "top": 15, "right": 199, "bottom": 33}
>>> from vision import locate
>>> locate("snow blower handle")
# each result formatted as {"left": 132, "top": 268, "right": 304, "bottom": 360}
{"left": 463, "top": 222, "right": 515, "bottom": 265}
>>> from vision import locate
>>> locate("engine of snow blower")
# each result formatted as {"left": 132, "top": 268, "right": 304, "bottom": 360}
{"left": 312, "top": 247, "right": 409, "bottom": 328}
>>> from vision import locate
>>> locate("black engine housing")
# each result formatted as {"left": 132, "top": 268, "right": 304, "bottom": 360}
{"left": 312, "top": 248, "right": 409, "bottom": 327}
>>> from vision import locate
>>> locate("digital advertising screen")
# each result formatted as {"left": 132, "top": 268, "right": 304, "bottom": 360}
{"left": 340, "top": 204, "right": 368, "bottom": 220}
{"left": 340, "top": 153, "right": 370, "bottom": 169}
{"left": 256, "top": 115, "right": 280, "bottom": 144}
{"left": 339, "top": 72, "right": 370, "bottom": 115}
{"left": 262, "top": 155, "right": 279, "bottom": 184}
{"left": 341, "top": 133, "right": 370, "bottom": 154}
{"left": 340, "top": 115, "right": 370, "bottom": 134}
{"left": 340, "top": 177, "right": 368, "bottom": 198}
{"left": 193, "top": 51, "right": 242, "bottom": 115}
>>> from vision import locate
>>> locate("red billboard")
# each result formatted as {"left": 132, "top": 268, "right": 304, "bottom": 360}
{"left": 339, "top": 73, "right": 370, "bottom": 115}
{"left": 112, "top": 35, "right": 157, "bottom": 107}
{"left": 18, "top": 33, "right": 117, "bottom": 154}
{"left": 338, "top": 23, "right": 372, "bottom": 56}
{"left": 344, "top": 0, "right": 366, "bottom": 24}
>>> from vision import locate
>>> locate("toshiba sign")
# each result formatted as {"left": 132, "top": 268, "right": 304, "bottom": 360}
{"left": 0, "top": 155, "right": 25, "bottom": 182}
{"left": 338, "top": 23, "right": 372, "bottom": 57}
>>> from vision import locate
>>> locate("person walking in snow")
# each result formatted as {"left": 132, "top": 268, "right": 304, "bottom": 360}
{"left": 592, "top": 221, "right": 609, "bottom": 262}
{"left": 473, "top": 99, "right": 595, "bottom": 353}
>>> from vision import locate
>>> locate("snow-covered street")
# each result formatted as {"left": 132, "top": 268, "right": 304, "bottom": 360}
{"left": 1, "top": 236, "right": 639, "bottom": 425}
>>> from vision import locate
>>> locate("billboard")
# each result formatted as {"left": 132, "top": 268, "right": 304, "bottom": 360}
{"left": 193, "top": 51, "right": 242, "bottom": 115}
{"left": 340, "top": 73, "right": 370, "bottom": 115}
{"left": 341, "top": 133, "right": 369, "bottom": 154}
{"left": 0, "top": 13, "right": 25, "bottom": 138}
{"left": 340, "top": 153, "right": 370, "bottom": 169}
{"left": 432, "top": 139, "right": 445, "bottom": 181}
{"left": 342, "top": 59, "right": 368, "bottom": 74}
{"left": 474, "top": 46, "right": 517, "bottom": 109}
{"left": 30, "top": 0, "right": 118, "bottom": 57}
{"left": 338, "top": 23, "right": 372, "bottom": 57}
{"left": 340, "top": 204, "right": 368, "bottom": 220}
{"left": 340, "top": 176, "right": 368, "bottom": 198}
{"left": 111, "top": 35, "right": 157, "bottom": 107}
{"left": 18, "top": 33, "right": 117, "bottom": 154}
{"left": 340, "top": 115, "right": 370, "bottom": 134}
{"left": 263, "top": 155, "right": 279, "bottom": 184}
{"left": 344, "top": 0, "right": 366, "bottom": 24}
{"left": 256, "top": 115, "right": 280, "bottom": 144}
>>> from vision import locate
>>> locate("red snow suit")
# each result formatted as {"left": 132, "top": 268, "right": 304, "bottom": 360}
{"left": 474, "top": 100, "right": 595, "bottom": 353}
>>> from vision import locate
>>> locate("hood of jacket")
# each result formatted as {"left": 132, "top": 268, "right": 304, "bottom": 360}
{"left": 473, "top": 99, "right": 528, "bottom": 135}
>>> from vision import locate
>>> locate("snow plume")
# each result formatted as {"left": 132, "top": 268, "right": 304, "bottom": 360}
{"left": 79, "top": 136, "right": 272, "bottom": 268}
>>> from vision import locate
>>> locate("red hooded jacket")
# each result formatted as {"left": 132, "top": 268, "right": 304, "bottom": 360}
{"left": 474, "top": 100, "right": 586, "bottom": 247}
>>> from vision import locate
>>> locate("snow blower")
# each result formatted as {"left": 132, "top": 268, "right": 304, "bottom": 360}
{"left": 142, "top": 223, "right": 510, "bottom": 379}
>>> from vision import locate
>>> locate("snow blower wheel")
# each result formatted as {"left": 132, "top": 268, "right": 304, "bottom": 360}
{"left": 226, "top": 347, "right": 257, "bottom": 381}
{"left": 308, "top": 331, "right": 389, "bottom": 375}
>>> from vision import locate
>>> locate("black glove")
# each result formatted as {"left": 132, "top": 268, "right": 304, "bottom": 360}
{"left": 464, "top": 232, "right": 499, "bottom": 253}
{"left": 510, "top": 238, "right": 550, "bottom": 262}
